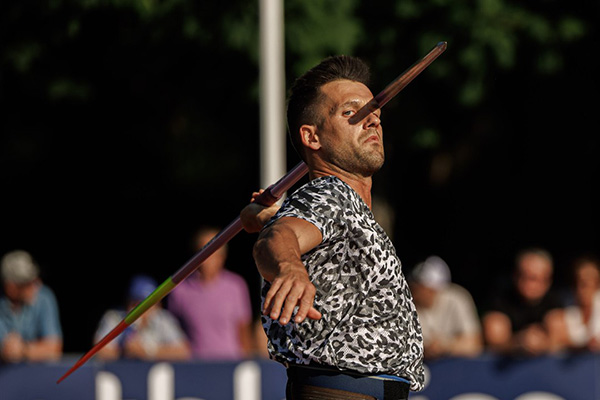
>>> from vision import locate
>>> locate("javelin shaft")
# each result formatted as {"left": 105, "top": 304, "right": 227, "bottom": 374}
{"left": 375, "top": 41, "right": 447, "bottom": 107}
{"left": 57, "top": 162, "right": 308, "bottom": 384}
{"left": 349, "top": 41, "right": 447, "bottom": 124}
{"left": 57, "top": 42, "right": 446, "bottom": 384}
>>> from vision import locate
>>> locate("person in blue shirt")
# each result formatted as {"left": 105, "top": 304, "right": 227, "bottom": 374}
{"left": 0, "top": 250, "right": 62, "bottom": 363}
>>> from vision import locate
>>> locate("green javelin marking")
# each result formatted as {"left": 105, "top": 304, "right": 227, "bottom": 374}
{"left": 124, "top": 277, "right": 176, "bottom": 325}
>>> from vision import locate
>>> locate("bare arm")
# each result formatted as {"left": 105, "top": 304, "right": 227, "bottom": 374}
{"left": 447, "top": 332, "right": 483, "bottom": 357}
{"left": 253, "top": 217, "right": 323, "bottom": 325}
{"left": 24, "top": 336, "right": 63, "bottom": 362}
{"left": 483, "top": 311, "right": 513, "bottom": 354}
{"left": 240, "top": 190, "right": 281, "bottom": 233}
{"left": 152, "top": 341, "right": 191, "bottom": 361}
{"left": 483, "top": 311, "right": 551, "bottom": 355}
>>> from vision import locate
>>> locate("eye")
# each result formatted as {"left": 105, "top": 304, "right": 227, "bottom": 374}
{"left": 342, "top": 110, "right": 355, "bottom": 117}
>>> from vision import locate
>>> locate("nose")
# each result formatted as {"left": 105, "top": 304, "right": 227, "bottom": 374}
{"left": 363, "top": 112, "right": 381, "bottom": 128}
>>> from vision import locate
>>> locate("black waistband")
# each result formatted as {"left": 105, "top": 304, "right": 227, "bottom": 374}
{"left": 286, "top": 364, "right": 410, "bottom": 400}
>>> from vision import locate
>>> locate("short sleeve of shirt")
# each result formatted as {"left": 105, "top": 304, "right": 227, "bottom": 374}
{"left": 266, "top": 177, "right": 351, "bottom": 243}
{"left": 0, "top": 286, "right": 63, "bottom": 342}
{"left": 37, "top": 286, "right": 63, "bottom": 339}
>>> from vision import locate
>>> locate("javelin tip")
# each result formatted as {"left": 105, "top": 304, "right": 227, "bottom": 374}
{"left": 57, "top": 320, "right": 130, "bottom": 383}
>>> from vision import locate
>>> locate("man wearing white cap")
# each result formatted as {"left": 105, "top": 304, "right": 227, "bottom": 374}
{"left": 0, "top": 250, "right": 63, "bottom": 363}
{"left": 409, "top": 256, "right": 483, "bottom": 360}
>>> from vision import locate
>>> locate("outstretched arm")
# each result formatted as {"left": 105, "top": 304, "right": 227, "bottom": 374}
{"left": 253, "top": 217, "right": 323, "bottom": 325}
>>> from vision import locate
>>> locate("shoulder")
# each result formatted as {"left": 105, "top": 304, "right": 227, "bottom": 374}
{"left": 38, "top": 284, "right": 57, "bottom": 298}
{"left": 288, "top": 176, "right": 354, "bottom": 206}
{"left": 445, "top": 283, "right": 475, "bottom": 301}
{"left": 36, "top": 285, "right": 59, "bottom": 307}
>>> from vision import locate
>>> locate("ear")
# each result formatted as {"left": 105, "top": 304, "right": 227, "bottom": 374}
{"left": 300, "top": 124, "right": 321, "bottom": 151}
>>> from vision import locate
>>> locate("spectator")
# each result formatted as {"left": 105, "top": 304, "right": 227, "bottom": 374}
{"left": 409, "top": 255, "right": 483, "bottom": 360}
{"left": 546, "top": 255, "right": 600, "bottom": 353}
{"left": 168, "top": 226, "right": 253, "bottom": 360}
{"left": 94, "top": 274, "right": 190, "bottom": 361}
{"left": 482, "top": 247, "right": 562, "bottom": 356}
{"left": 0, "top": 250, "right": 62, "bottom": 363}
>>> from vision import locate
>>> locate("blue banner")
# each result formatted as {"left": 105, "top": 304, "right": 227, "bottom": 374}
{"left": 0, "top": 354, "right": 598, "bottom": 400}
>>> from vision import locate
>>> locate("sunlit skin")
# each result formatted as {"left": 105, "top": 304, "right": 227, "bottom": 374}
{"left": 240, "top": 80, "right": 383, "bottom": 232}
{"left": 251, "top": 79, "right": 385, "bottom": 326}
{"left": 302, "top": 80, "right": 384, "bottom": 208}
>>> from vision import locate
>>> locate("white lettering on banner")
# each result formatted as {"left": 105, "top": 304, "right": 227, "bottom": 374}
{"left": 95, "top": 364, "right": 206, "bottom": 400}
{"left": 147, "top": 363, "right": 204, "bottom": 400}
{"left": 148, "top": 363, "right": 174, "bottom": 400}
{"left": 422, "top": 364, "right": 431, "bottom": 390}
{"left": 96, "top": 371, "right": 123, "bottom": 400}
{"left": 411, "top": 392, "right": 567, "bottom": 400}
{"left": 233, "top": 361, "right": 261, "bottom": 400}
{"left": 514, "top": 392, "right": 566, "bottom": 400}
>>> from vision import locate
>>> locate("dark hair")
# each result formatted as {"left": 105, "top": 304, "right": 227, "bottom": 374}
{"left": 286, "top": 55, "right": 371, "bottom": 160}
{"left": 570, "top": 254, "right": 600, "bottom": 285}
{"left": 515, "top": 247, "right": 554, "bottom": 271}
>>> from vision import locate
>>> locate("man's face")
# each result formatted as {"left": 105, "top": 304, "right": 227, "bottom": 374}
{"left": 196, "top": 230, "right": 226, "bottom": 280}
{"left": 315, "top": 80, "right": 384, "bottom": 177}
{"left": 3, "top": 279, "right": 41, "bottom": 305}
{"left": 516, "top": 254, "right": 552, "bottom": 303}
{"left": 574, "top": 262, "right": 600, "bottom": 307}
{"left": 410, "top": 282, "right": 438, "bottom": 309}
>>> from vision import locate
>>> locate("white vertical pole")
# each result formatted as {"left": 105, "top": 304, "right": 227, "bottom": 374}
{"left": 259, "top": 0, "right": 286, "bottom": 190}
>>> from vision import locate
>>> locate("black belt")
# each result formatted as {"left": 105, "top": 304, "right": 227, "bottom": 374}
{"left": 286, "top": 363, "right": 410, "bottom": 400}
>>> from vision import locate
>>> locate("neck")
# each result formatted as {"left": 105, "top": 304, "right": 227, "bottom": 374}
{"left": 196, "top": 270, "right": 220, "bottom": 283}
{"left": 309, "top": 162, "right": 374, "bottom": 208}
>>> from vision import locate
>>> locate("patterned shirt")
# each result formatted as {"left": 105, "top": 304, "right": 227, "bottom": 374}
{"left": 261, "top": 176, "right": 424, "bottom": 391}
{"left": 0, "top": 285, "right": 62, "bottom": 343}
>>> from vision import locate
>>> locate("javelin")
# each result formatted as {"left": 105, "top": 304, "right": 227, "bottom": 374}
{"left": 57, "top": 41, "right": 447, "bottom": 383}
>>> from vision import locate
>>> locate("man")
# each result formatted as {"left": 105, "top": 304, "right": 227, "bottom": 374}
{"left": 409, "top": 255, "right": 482, "bottom": 360}
{"left": 0, "top": 250, "right": 63, "bottom": 363}
{"left": 168, "top": 226, "right": 253, "bottom": 360}
{"left": 242, "top": 56, "right": 424, "bottom": 399}
{"left": 94, "top": 274, "right": 190, "bottom": 361}
{"left": 483, "top": 247, "right": 562, "bottom": 356}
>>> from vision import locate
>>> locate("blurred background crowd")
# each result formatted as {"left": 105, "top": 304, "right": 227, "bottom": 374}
{"left": 1, "top": 0, "right": 598, "bottom": 365}
{"left": 2, "top": 243, "right": 599, "bottom": 364}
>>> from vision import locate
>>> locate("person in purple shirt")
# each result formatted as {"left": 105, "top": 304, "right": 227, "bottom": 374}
{"left": 168, "top": 226, "right": 253, "bottom": 360}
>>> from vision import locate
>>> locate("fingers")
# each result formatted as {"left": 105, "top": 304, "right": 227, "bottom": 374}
{"left": 250, "top": 189, "right": 265, "bottom": 203}
{"left": 306, "top": 306, "right": 322, "bottom": 321}
{"left": 263, "top": 278, "right": 319, "bottom": 325}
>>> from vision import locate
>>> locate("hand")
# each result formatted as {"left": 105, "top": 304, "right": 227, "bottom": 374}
{"left": 518, "top": 324, "right": 549, "bottom": 355}
{"left": 587, "top": 336, "right": 600, "bottom": 352}
{"left": 424, "top": 338, "right": 446, "bottom": 359}
{"left": 263, "top": 261, "right": 322, "bottom": 325}
{"left": 240, "top": 190, "right": 280, "bottom": 233}
{"left": 1, "top": 333, "right": 26, "bottom": 362}
{"left": 123, "top": 334, "right": 151, "bottom": 360}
